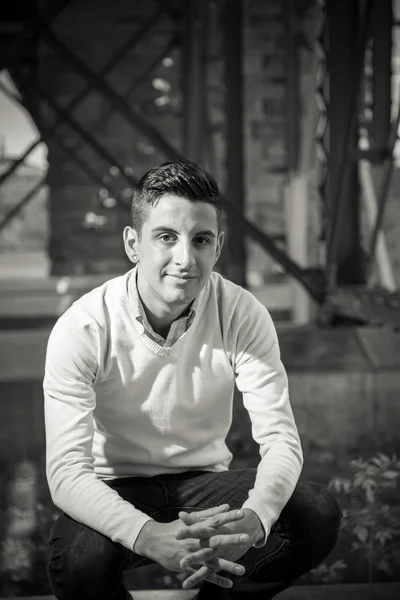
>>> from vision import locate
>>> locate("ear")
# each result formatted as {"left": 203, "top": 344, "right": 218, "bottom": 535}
{"left": 123, "top": 226, "right": 140, "bottom": 264}
{"left": 214, "top": 230, "right": 225, "bottom": 265}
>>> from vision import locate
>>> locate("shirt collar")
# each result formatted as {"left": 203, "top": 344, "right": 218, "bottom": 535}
{"left": 128, "top": 267, "right": 198, "bottom": 327}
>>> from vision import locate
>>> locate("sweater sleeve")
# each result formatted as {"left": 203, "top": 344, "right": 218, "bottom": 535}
{"left": 231, "top": 290, "right": 303, "bottom": 545}
{"left": 43, "top": 307, "right": 153, "bottom": 551}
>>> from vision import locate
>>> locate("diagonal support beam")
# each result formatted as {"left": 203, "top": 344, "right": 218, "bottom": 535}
{"left": 39, "top": 13, "right": 322, "bottom": 300}
{"left": 0, "top": 0, "right": 72, "bottom": 72}
{"left": 0, "top": 176, "right": 46, "bottom": 234}
{"left": 70, "top": 34, "right": 180, "bottom": 158}
{"left": 41, "top": 24, "right": 187, "bottom": 161}
{"left": 0, "top": 81, "right": 129, "bottom": 213}
{"left": 0, "top": 8, "right": 163, "bottom": 190}
{"left": 37, "top": 82, "right": 138, "bottom": 188}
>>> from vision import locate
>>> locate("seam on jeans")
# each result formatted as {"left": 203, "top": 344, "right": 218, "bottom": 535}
{"left": 234, "top": 539, "right": 289, "bottom": 583}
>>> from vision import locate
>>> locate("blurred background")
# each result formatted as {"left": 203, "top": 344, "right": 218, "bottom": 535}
{"left": 1, "top": 0, "right": 400, "bottom": 597}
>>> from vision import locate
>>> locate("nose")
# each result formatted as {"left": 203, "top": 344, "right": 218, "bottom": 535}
{"left": 173, "top": 239, "right": 196, "bottom": 268}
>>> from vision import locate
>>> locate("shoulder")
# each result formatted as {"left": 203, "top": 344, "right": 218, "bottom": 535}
{"left": 66, "top": 271, "right": 129, "bottom": 325}
{"left": 208, "top": 271, "right": 268, "bottom": 316}
{"left": 49, "top": 271, "right": 130, "bottom": 342}
{"left": 208, "top": 271, "right": 278, "bottom": 348}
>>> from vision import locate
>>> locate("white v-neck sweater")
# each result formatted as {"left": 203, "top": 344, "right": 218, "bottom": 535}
{"left": 43, "top": 269, "right": 303, "bottom": 551}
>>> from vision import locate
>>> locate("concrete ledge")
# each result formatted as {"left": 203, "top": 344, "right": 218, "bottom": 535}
{"left": 3, "top": 583, "right": 400, "bottom": 600}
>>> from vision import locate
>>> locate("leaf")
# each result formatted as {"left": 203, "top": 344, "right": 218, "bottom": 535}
{"left": 375, "top": 530, "right": 393, "bottom": 545}
{"left": 382, "top": 470, "right": 399, "bottom": 480}
{"left": 377, "top": 559, "right": 392, "bottom": 575}
{"left": 354, "top": 526, "right": 369, "bottom": 543}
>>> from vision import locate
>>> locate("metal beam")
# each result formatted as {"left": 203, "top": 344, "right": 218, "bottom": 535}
{"left": 38, "top": 10, "right": 322, "bottom": 299}
{"left": 40, "top": 24, "right": 187, "bottom": 162}
{"left": 224, "top": 0, "right": 246, "bottom": 286}
{"left": 0, "top": 0, "right": 72, "bottom": 72}
{"left": 284, "top": 0, "right": 300, "bottom": 173}
{"left": 0, "top": 176, "right": 46, "bottom": 234}
{"left": 326, "top": 0, "right": 372, "bottom": 287}
{"left": 372, "top": 0, "right": 392, "bottom": 156}
{"left": 182, "top": 0, "right": 207, "bottom": 162}
{"left": 70, "top": 34, "right": 179, "bottom": 158}
{"left": 367, "top": 83, "right": 400, "bottom": 279}
{"left": 0, "top": 9, "right": 163, "bottom": 190}
{"left": 218, "top": 195, "right": 323, "bottom": 302}
{"left": 37, "top": 83, "right": 137, "bottom": 188}
{"left": 0, "top": 81, "right": 128, "bottom": 212}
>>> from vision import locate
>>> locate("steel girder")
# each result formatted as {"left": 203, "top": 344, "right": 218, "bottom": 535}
{"left": 1, "top": 0, "right": 324, "bottom": 301}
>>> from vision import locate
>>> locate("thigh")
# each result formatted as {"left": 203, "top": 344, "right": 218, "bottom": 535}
{"left": 168, "top": 468, "right": 258, "bottom": 514}
{"left": 48, "top": 512, "right": 148, "bottom": 575}
{"left": 48, "top": 474, "right": 170, "bottom": 579}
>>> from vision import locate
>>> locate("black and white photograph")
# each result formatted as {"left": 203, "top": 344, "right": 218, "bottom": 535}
{"left": 0, "top": 1, "right": 399, "bottom": 599}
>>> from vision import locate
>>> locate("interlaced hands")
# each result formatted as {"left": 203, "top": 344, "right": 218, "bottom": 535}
{"left": 175, "top": 503, "right": 264, "bottom": 590}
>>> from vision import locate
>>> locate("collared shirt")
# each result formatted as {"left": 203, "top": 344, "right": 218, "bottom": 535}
{"left": 129, "top": 270, "right": 197, "bottom": 348}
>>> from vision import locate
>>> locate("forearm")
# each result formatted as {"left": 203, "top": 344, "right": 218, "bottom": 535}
{"left": 49, "top": 463, "right": 153, "bottom": 550}
{"left": 242, "top": 440, "right": 303, "bottom": 543}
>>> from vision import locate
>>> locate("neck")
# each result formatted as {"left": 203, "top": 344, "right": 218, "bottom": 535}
{"left": 135, "top": 269, "right": 192, "bottom": 334}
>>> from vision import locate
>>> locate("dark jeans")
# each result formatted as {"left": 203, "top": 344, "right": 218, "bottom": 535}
{"left": 47, "top": 469, "right": 342, "bottom": 600}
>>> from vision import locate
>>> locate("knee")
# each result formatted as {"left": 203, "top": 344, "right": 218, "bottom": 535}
{"left": 299, "top": 482, "right": 342, "bottom": 562}
{"left": 48, "top": 529, "right": 124, "bottom": 600}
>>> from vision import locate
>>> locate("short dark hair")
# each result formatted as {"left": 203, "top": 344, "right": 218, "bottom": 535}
{"left": 130, "top": 160, "right": 222, "bottom": 234}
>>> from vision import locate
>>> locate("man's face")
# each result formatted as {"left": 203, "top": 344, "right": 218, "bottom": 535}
{"left": 124, "top": 194, "right": 224, "bottom": 316}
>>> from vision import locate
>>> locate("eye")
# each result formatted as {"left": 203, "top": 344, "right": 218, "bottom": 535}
{"left": 159, "top": 234, "right": 175, "bottom": 243}
{"left": 194, "top": 237, "right": 210, "bottom": 246}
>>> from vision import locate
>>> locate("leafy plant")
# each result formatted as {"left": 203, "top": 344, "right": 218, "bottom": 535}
{"left": 307, "top": 559, "right": 347, "bottom": 584}
{"left": 329, "top": 453, "right": 400, "bottom": 583}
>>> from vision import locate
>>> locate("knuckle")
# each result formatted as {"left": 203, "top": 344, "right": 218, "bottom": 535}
{"left": 199, "top": 527, "right": 209, "bottom": 538}
{"left": 188, "top": 540, "right": 199, "bottom": 552}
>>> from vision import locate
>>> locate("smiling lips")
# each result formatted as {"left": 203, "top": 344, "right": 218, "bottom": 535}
{"left": 168, "top": 274, "right": 196, "bottom": 281}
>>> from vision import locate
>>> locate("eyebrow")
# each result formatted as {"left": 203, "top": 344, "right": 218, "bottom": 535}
{"left": 151, "top": 227, "right": 216, "bottom": 238}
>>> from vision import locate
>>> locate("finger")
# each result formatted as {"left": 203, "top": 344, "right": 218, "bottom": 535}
{"left": 176, "top": 524, "right": 217, "bottom": 540}
{"left": 180, "top": 547, "right": 217, "bottom": 570}
{"left": 205, "top": 572, "right": 234, "bottom": 589}
{"left": 181, "top": 565, "right": 214, "bottom": 590}
{"left": 182, "top": 565, "right": 233, "bottom": 590}
{"left": 206, "top": 509, "right": 245, "bottom": 529}
{"left": 181, "top": 550, "right": 245, "bottom": 576}
{"left": 176, "top": 510, "right": 245, "bottom": 540}
{"left": 209, "top": 533, "right": 249, "bottom": 548}
{"left": 206, "top": 557, "right": 246, "bottom": 577}
{"left": 178, "top": 504, "right": 230, "bottom": 523}
{"left": 179, "top": 512, "right": 197, "bottom": 526}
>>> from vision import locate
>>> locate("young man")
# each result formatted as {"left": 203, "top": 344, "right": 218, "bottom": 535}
{"left": 44, "top": 160, "right": 341, "bottom": 600}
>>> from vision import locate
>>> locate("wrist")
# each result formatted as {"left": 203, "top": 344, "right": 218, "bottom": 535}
{"left": 242, "top": 508, "right": 265, "bottom": 543}
{"left": 133, "top": 520, "right": 157, "bottom": 558}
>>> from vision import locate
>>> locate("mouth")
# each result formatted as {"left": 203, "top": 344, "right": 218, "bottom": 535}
{"left": 167, "top": 274, "right": 197, "bottom": 282}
